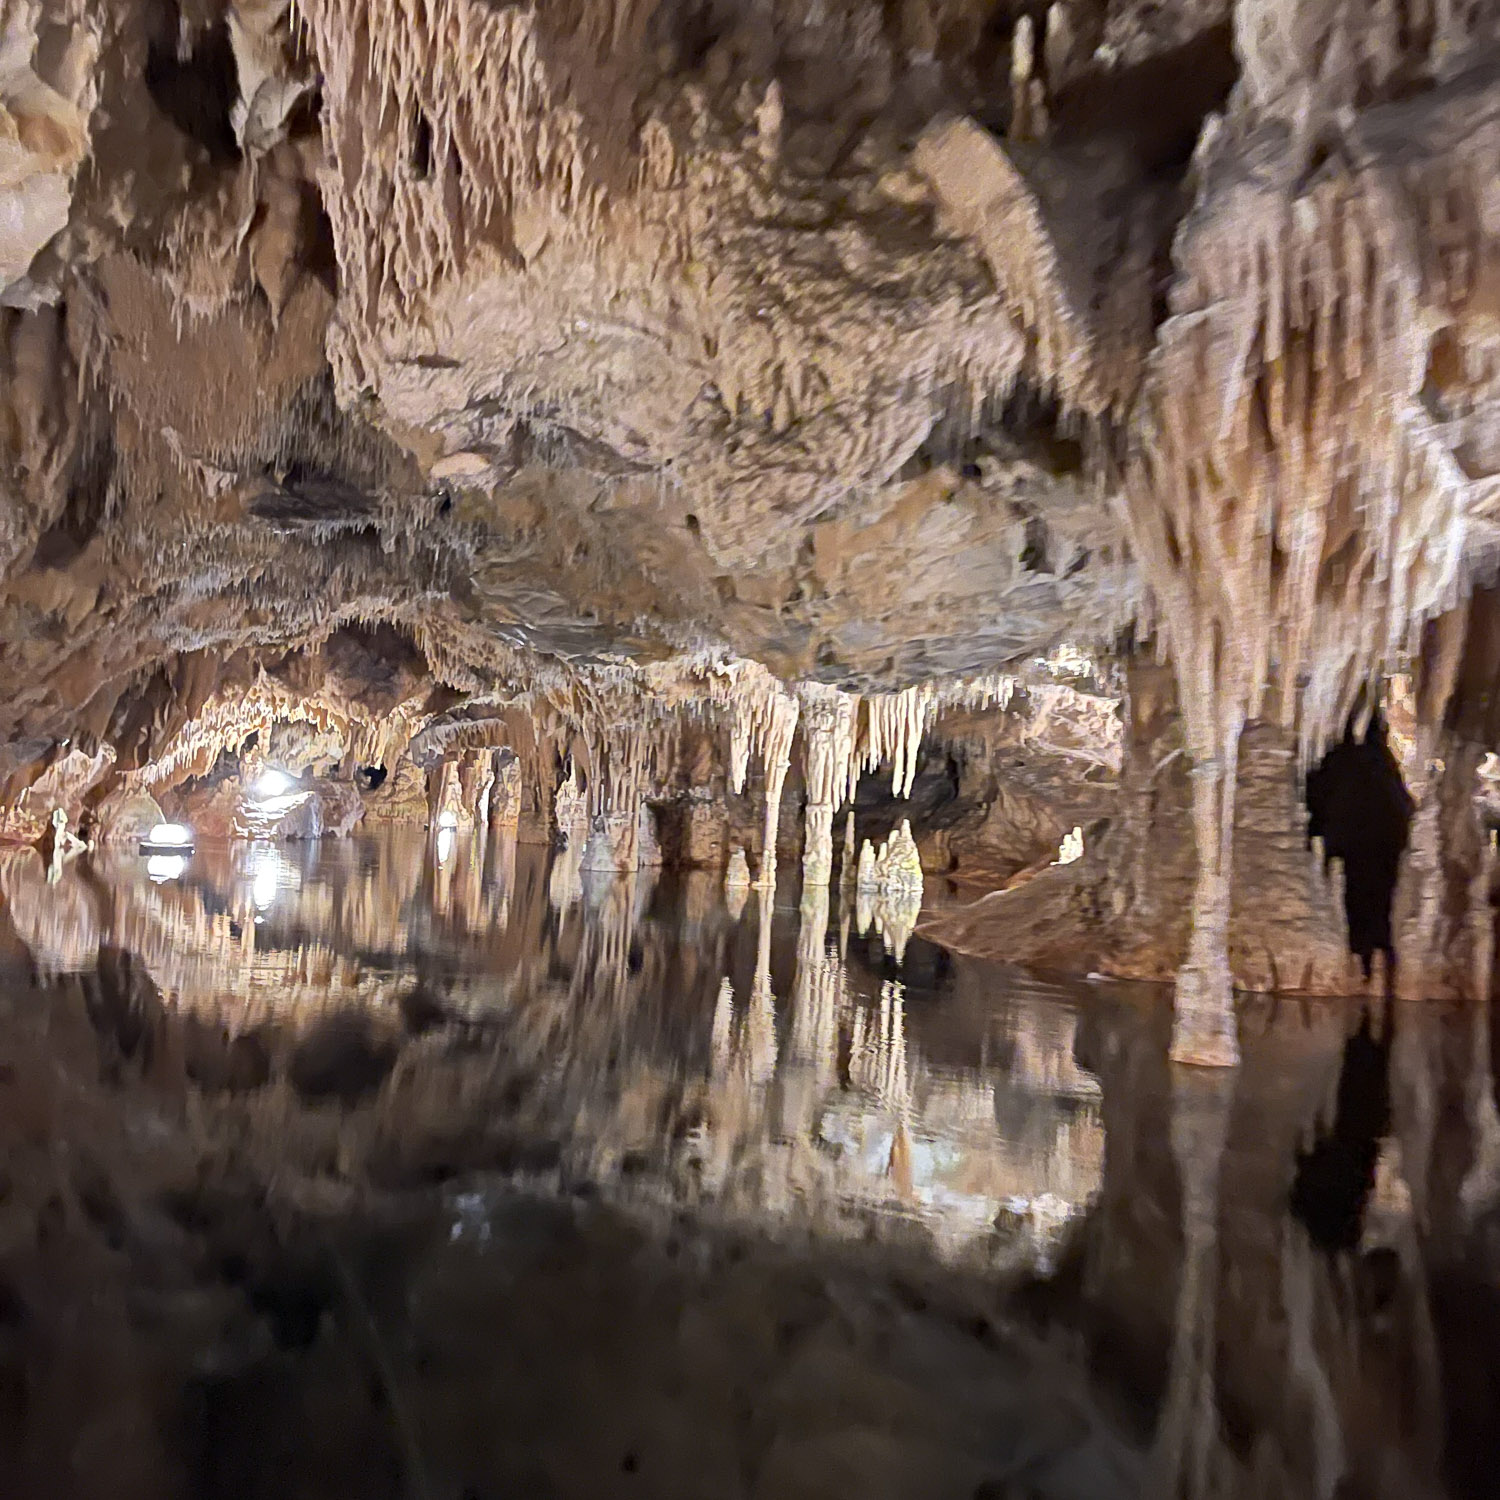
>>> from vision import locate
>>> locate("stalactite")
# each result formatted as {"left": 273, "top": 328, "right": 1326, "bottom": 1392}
{"left": 860, "top": 684, "right": 935, "bottom": 800}
{"left": 756, "top": 687, "right": 798, "bottom": 889}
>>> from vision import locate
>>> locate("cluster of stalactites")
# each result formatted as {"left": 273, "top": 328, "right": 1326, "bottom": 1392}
{"left": 861, "top": 685, "right": 935, "bottom": 800}
{"left": 129, "top": 680, "right": 344, "bottom": 789}
{"left": 126, "top": 668, "right": 439, "bottom": 794}
{"left": 1126, "top": 63, "right": 1500, "bottom": 776}
{"left": 295, "top": 0, "right": 611, "bottom": 348}
{"left": 851, "top": 674, "right": 1017, "bottom": 800}
{"left": 706, "top": 660, "right": 799, "bottom": 800}
{"left": 704, "top": 663, "right": 1025, "bottom": 888}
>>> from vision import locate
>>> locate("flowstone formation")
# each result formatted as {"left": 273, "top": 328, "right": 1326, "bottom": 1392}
{"left": 3, "top": 0, "right": 1500, "bottom": 1064}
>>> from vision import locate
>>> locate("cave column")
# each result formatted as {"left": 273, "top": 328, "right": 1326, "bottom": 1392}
{"left": 1170, "top": 626, "right": 1245, "bottom": 1068}
{"left": 553, "top": 758, "right": 588, "bottom": 847}
{"left": 431, "top": 759, "right": 465, "bottom": 828}
{"left": 1390, "top": 740, "right": 1484, "bottom": 1000}
{"left": 581, "top": 738, "right": 645, "bottom": 873}
{"left": 584, "top": 801, "right": 641, "bottom": 874}
{"left": 517, "top": 755, "right": 557, "bottom": 844}
{"left": 1173, "top": 734, "right": 1243, "bottom": 1066}
{"left": 458, "top": 748, "right": 493, "bottom": 825}
{"left": 797, "top": 683, "right": 856, "bottom": 885}
{"left": 756, "top": 691, "right": 799, "bottom": 889}
{"left": 488, "top": 751, "right": 522, "bottom": 836}
{"left": 1392, "top": 591, "right": 1500, "bottom": 1001}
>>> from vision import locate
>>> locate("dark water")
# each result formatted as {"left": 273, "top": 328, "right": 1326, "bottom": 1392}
{"left": 1, "top": 829, "right": 1498, "bottom": 1499}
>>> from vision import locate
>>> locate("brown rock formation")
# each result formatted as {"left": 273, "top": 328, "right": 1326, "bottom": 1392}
{"left": 1, "top": 1, "right": 1500, "bottom": 1057}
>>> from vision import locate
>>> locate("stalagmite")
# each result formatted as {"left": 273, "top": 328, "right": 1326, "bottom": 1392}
{"left": 1055, "top": 826, "right": 1084, "bottom": 865}
{"left": 852, "top": 821, "right": 924, "bottom": 963}
{"left": 856, "top": 820, "right": 923, "bottom": 896}
{"left": 724, "top": 846, "right": 750, "bottom": 892}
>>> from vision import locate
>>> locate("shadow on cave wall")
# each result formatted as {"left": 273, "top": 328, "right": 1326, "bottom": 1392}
{"left": 1305, "top": 713, "right": 1414, "bottom": 981}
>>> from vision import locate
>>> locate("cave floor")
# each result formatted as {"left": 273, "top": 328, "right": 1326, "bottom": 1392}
{"left": 0, "top": 832, "right": 1497, "bottom": 1498}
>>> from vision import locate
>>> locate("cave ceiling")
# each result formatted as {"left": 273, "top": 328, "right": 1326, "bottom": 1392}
{"left": 1, "top": 0, "right": 1500, "bottom": 785}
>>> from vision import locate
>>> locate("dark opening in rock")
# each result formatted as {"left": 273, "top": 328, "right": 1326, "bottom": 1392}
{"left": 1305, "top": 714, "right": 1414, "bottom": 980}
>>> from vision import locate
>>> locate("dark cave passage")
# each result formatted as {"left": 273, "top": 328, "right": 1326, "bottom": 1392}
{"left": 1305, "top": 715, "right": 1414, "bottom": 980}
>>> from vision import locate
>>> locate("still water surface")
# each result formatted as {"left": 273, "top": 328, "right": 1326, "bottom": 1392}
{"left": 1, "top": 828, "right": 1497, "bottom": 1499}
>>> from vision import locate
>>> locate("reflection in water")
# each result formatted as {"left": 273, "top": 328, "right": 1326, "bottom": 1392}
{"left": 1, "top": 831, "right": 1102, "bottom": 1265}
{"left": 0, "top": 833, "right": 1498, "bottom": 1498}
{"left": 145, "top": 852, "right": 189, "bottom": 884}
{"left": 1291, "top": 998, "right": 1394, "bottom": 1252}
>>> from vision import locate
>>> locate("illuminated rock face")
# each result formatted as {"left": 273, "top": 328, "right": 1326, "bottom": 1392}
{"left": 2, "top": 1, "right": 1500, "bottom": 1059}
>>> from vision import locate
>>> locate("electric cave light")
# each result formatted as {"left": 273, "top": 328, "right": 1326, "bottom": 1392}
{"left": 254, "top": 767, "right": 297, "bottom": 799}
{"left": 141, "top": 822, "right": 194, "bottom": 852}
